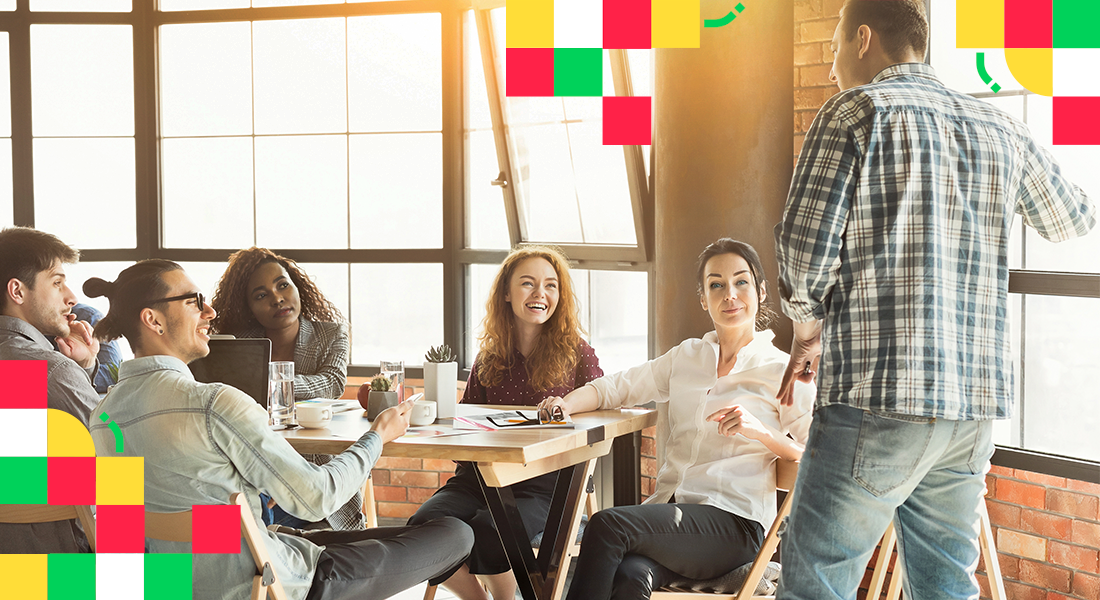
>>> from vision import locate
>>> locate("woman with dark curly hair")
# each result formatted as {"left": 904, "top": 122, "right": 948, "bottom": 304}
{"left": 211, "top": 247, "right": 360, "bottom": 530}
{"left": 407, "top": 245, "right": 603, "bottom": 600}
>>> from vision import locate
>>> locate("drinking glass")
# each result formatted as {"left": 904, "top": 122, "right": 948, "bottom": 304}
{"left": 268, "top": 361, "right": 297, "bottom": 428}
{"left": 380, "top": 360, "right": 405, "bottom": 403}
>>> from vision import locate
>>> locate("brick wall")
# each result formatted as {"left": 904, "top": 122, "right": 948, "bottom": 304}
{"left": 794, "top": 0, "right": 844, "bottom": 164}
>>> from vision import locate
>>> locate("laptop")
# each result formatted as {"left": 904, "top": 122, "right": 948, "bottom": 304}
{"left": 188, "top": 337, "right": 272, "bottom": 408}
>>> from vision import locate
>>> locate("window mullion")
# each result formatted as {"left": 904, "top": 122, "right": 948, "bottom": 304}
{"left": 609, "top": 48, "right": 651, "bottom": 262}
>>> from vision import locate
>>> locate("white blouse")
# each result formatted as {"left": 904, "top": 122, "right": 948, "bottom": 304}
{"left": 587, "top": 330, "right": 815, "bottom": 528}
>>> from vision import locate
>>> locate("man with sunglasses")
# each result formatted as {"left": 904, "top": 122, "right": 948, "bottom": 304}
{"left": 0, "top": 226, "right": 101, "bottom": 553}
{"left": 86, "top": 260, "right": 473, "bottom": 600}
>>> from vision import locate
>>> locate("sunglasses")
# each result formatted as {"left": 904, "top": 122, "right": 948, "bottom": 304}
{"left": 148, "top": 291, "right": 205, "bottom": 312}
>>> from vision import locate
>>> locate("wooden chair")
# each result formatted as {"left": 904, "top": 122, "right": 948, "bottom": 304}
{"left": 0, "top": 504, "right": 97, "bottom": 552}
{"left": 873, "top": 499, "right": 1006, "bottom": 600}
{"left": 144, "top": 492, "right": 289, "bottom": 600}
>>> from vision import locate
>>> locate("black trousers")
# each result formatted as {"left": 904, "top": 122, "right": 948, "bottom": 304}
{"left": 565, "top": 503, "right": 765, "bottom": 600}
{"left": 297, "top": 516, "right": 474, "bottom": 600}
{"left": 407, "top": 462, "right": 556, "bottom": 581}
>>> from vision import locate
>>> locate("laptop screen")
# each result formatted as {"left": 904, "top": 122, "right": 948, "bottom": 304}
{"left": 188, "top": 338, "right": 272, "bottom": 408}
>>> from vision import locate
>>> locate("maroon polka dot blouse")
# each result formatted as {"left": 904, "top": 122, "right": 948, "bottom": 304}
{"left": 462, "top": 340, "right": 604, "bottom": 406}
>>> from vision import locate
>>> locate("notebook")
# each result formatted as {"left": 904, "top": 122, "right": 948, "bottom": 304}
{"left": 188, "top": 337, "right": 272, "bottom": 408}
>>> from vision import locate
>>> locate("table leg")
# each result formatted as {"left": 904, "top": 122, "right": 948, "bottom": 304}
{"left": 475, "top": 467, "right": 542, "bottom": 600}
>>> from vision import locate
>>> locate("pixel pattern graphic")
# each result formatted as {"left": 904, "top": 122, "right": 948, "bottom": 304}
{"left": 506, "top": 0, "right": 729, "bottom": 145}
{"left": 0, "top": 360, "right": 241, "bottom": 600}
{"left": 957, "top": 0, "right": 1100, "bottom": 145}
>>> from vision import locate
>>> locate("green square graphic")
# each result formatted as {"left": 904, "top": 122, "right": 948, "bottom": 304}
{"left": 1054, "top": 0, "right": 1100, "bottom": 48}
{"left": 0, "top": 456, "right": 47, "bottom": 504}
{"left": 146, "top": 554, "right": 193, "bottom": 600}
{"left": 554, "top": 48, "right": 603, "bottom": 97}
{"left": 48, "top": 554, "right": 95, "bottom": 600}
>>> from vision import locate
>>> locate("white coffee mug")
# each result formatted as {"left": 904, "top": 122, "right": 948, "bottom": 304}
{"left": 410, "top": 399, "right": 437, "bottom": 426}
{"left": 296, "top": 403, "right": 333, "bottom": 429}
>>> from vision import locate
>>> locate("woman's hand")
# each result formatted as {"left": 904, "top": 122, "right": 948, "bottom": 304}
{"left": 537, "top": 395, "right": 571, "bottom": 419}
{"left": 706, "top": 404, "right": 769, "bottom": 441}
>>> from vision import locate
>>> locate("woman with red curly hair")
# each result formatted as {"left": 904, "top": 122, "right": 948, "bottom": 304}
{"left": 408, "top": 246, "right": 603, "bottom": 600}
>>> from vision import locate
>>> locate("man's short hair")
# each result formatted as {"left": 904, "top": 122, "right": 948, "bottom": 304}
{"left": 843, "top": 0, "right": 929, "bottom": 61}
{"left": 0, "top": 227, "right": 80, "bottom": 309}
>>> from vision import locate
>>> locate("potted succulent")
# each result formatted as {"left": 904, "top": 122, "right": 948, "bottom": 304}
{"left": 423, "top": 343, "right": 459, "bottom": 419}
{"left": 362, "top": 374, "right": 400, "bottom": 420}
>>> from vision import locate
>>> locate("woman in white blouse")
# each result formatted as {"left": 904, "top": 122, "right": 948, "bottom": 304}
{"left": 541, "top": 238, "right": 815, "bottom": 600}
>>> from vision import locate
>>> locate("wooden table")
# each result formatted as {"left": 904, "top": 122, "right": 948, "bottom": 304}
{"left": 280, "top": 405, "right": 656, "bottom": 600}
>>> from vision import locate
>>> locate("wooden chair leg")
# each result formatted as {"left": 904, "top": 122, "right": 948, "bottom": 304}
{"left": 363, "top": 474, "right": 378, "bottom": 529}
{"left": 867, "top": 521, "right": 897, "bottom": 599}
{"left": 979, "top": 500, "right": 1007, "bottom": 600}
{"left": 422, "top": 584, "right": 437, "bottom": 600}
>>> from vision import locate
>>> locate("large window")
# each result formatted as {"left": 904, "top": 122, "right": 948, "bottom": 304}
{"left": 930, "top": 4, "right": 1100, "bottom": 461}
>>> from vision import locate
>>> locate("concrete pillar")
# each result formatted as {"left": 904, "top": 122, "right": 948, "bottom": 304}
{"left": 653, "top": 0, "right": 795, "bottom": 354}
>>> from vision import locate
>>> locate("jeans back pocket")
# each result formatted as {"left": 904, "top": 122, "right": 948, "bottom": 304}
{"left": 853, "top": 411, "right": 936, "bottom": 497}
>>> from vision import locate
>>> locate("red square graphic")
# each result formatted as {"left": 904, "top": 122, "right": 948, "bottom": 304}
{"left": 0, "top": 360, "right": 47, "bottom": 409}
{"left": 506, "top": 48, "right": 554, "bottom": 97}
{"left": 97, "top": 504, "right": 146, "bottom": 553}
{"left": 1005, "top": 0, "right": 1052, "bottom": 48}
{"left": 193, "top": 503, "right": 242, "bottom": 554}
{"left": 604, "top": 0, "right": 651, "bottom": 49}
{"left": 603, "top": 96, "right": 652, "bottom": 145}
{"left": 48, "top": 457, "right": 96, "bottom": 505}
{"left": 1053, "top": 97, "right": 1100, "bottom": 145}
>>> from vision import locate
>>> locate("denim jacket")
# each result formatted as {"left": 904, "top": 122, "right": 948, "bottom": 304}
{"left": 89, "top": 355, "right": 381, "bottom": 600}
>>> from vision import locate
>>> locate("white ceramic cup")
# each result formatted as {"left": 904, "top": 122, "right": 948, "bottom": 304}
{"left": 296, "top": 404, "right": 333, "bottom": 429}
{"left": 410, "top": 399, "right": 437, "bottom": 426}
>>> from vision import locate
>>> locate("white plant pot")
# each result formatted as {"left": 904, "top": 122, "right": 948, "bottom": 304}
{"left": 424, "top": 361, "right": 458, "bottom": 418}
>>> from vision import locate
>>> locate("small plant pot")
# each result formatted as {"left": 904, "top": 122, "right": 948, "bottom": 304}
{"left": 423, "top": 361, "right": 459, "bottom": 419}
{"left": 366, "top": 390, "right": 400, "bottom": 420}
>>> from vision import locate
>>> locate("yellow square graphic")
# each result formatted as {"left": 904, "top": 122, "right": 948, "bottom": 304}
{"left": 957, "top": 0, "right": 1004, "bottom": 48}
{"left": 47, "top": 409, "right": 97, "bottom": 457}
{"left": 0, "top": 554, "right": 47, "bottom": 600}
{"left": 654, "top": 0, "right": 700, "bottom": 48}
{"left": 507, "top": 0, "right": 554, "bottom": 48}
{"left": 96, "top": 456, "right": 144, "bottom": 505}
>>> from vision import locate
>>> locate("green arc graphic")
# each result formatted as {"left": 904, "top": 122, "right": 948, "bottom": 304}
{"left": 99, "top": 412, "right": 124, "bottom": 453}
{"left": 976, "top": 52, "right": 1002, "bottom": 93}
{"left": 705, "top": 3, "right": 746, "bottom": 28}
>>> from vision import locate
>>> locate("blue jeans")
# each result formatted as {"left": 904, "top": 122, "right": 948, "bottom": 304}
{"left": 777, "top": 404, "right": 994, "bottom": 600}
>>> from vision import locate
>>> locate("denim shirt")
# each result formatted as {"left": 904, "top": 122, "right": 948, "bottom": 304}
{"left": 89, "top": 355, "right": 382, "bottom": 600}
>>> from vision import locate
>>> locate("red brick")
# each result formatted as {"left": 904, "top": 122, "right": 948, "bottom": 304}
{"left": 990, "top": 465, "right": 1014, "bottom": 477}
{"left": 1018, "top": 560, "right": 1071, "bottom": 593}
{"left": 800, "top": 18, "right": 839, "bottom": 43}
{"left": 1048, "top": 489, "right": 1100, "bottom": 520}
{"left": 1000, "top": 554, "right": 1020, "bottom": 580}
{"left": 1072, "top": 520, "right": 1100, "bottom": 548}
{"left": 421, "top": 458, "right": 456, "bottom": 472}
{"left": 407, "top": 486, "right": 438, "bottom": 504}
{"left": 794, "top": 42, "right": 823, "bottom": 66}
{"left": 438, "top": 471, "right": 456, "bottom": 486}
{"left": 987, "top": 474, "right": 998, "bottom": 497}
{"left": 641, "top": 456, "right": 658, "bottom": 478}
{"left": 1014, "top": 469, "right": 1067, "bottom": 488}
{"left": 370, "top": 469, "right": 390, "bottom": 485}
{"left": 976, "top": 571, "right": 991, "bottom": 598}
{"left": 373, "top": 485, "right": 407, "bottom": 502}
{"left": 794, "top": 134, "right": 806, "bottom": 157}
{"left": 390, "top": 470, "right": 439, "bottom": 488}
{"left": 1049, "top": 541, "right": 1099, "bottom": 573}
{"left": 998, "top": 530, "right": 1047, "bottom": 560}
{"left": 794, "top": 0, "right": 822, "bottom": 22}
{"left": 1044, "top": 594, "right": 1073, "bottom": 600}
{"left": 795, "top": 88, "right": 828, "bottom": 110}
{"left": 377, "top": 502, "right": 419, "bottom": 519}
{"left": 800, "top": 64, "right": 835, "bottom": 87}
{"left": 1066, "top": 479, "right": 1100, "bottom": 496}
{"left": 989, "top": 500, "right": 1021, "bottom": 529}
{"left": 1003, "top": 581, "right": 1045, "bottom": 600}
{"left": 1073, "top": 572, "right": 1099, "bottom": 599}
{"left": 822, "top": 0, "right": 845, "bottom": 16}
{"left": 1020, "top": 509, "right": 1072, "bottom": 539}
{"left": 998, "top": 479, "right": 1047, "bottom": 509}
{"left": 800, "top": 110, "right": 819, "bottom": 132}
{"left": 375, "top": 457, "right": 422, "bottom": 470}
{"left": 640, "top": 436, "right": 656, "bottom": 458}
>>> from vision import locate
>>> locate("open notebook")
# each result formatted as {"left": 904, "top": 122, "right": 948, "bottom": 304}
{"left": 452, "top": 406, "right": 574, "bottom": 431}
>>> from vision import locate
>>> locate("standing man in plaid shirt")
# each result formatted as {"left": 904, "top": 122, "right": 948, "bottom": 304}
{"left": 773, "top": 1, "right": 1095, "bottom": 599}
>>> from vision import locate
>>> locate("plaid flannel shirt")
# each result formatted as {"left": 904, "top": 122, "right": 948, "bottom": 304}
{"left": 776, "top": 63, "right": 1095, "bottom": 420}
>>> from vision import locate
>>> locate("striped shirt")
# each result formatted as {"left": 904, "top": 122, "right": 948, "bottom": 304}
{"left": 775, "top": 63, "right": 1095, "bottom": 420}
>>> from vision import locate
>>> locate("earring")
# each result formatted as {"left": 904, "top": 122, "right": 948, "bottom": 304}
{"left": 158, "top": 329, "right": 164, "bottom": 335}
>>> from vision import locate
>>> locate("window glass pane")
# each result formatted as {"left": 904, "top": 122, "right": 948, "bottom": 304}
{"left": 177, "top": 261, "right": 236, "bottom": 315}
{"left": 465, "top": 11, "right": 491, "bottom": 132}
{"left": 0, "top": 140, "right": 11, "bottom": 228}
{"left": 626, "top": 48, "right": 653, "bottom": 177}
{"left": 255, "top": 135, "right": 348, "bottom": 249}
{"left": 253, "top": 18, "right": 346, "bottom": 135}
{"left": 1020, "top": 295, "right": 1100, "bottom": 461}
{"left": 0, "top": 33, "right": 10, "bottom": 137}
{"left": 160, "top": 22, "right": 252, "bottom": 137}
{"left": 928, "top": 5, "right": 1021, "bottom": 94}
{"left": 466, "top": 130, "right": 510, "bottom": 249}
{"left": 159, "top": 0, "right": 248, "bottom": 9}
{"left": 162, "top": 137, "right": 255, "bottom": 249}
{"left": 30, "top": 0, "right": 131, "bottom": 11}
{"left": 569, "top": 120, "right": 636, "bottom": 244}
{"left": 33, "top": 138, "right": 135, "bottom": 249}
{"left": 299, "top": 262, "right": 350, "bottom": 329}
{"left": 350, "top": 263, "right": 443, "bottom": 367}
{"left": 0, "top": 0, "right": 13, "bottom": 9}
{"left": 465, "top": 263, "right": 497, "bottom": 369}
{"left": 31, "top": 25, "right": 134, "bottom": 137}
{"left": 349, "top": 133, "right": 442, "bottom": 249}
{"left": 573, "top": 269, "right": 648, "bottom": 374}
{"left": 348, "top": 13, "right": 441, "bottom": 133}
{"left": 513, "top": 122, "right": 583, "bottom": 243}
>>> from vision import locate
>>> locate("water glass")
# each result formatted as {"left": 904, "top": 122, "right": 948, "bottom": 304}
{"left": 380, "top": 360, "right": 405, "bottom": 403}
{"left": 268, "top": 361, "right": 297, "bottom": 428}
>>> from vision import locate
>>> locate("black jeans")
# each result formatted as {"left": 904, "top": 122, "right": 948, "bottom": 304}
{"left": 296, "top": 516, "right": 474, "bottom": 600}
{"left": 565, "top": 503, "right": 765, "bottom": 600}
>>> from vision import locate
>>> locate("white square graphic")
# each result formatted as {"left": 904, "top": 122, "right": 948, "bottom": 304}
{"left": 0, "top": 409, "right": 47, "bottom": 456}
{"left": 555, "top": 0, "right": 602, "bottom": 49}
{"left": 96, "top": 553, "right": 145, "bottom": 600}
{"left": 1053, "top": 48, "right": 1100, "bottom": 96}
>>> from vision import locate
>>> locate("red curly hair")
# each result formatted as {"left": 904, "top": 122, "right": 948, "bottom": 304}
{"left": 210, "top": 247, "right": 343, "bottom": 335}
{"left": 477, "top": 246, "right": 586, "bottom": 391}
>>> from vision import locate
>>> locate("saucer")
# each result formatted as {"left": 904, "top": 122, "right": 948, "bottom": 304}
{"left": 298, "top": 420, "right": 332, "bottom": 429}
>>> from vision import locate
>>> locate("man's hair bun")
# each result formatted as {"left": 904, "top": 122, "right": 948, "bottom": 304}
{"left": 83, "top": 277, "right": 114, "bottom": 299}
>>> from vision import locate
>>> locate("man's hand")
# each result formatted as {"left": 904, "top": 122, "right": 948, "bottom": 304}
{"left": 777, "top": 319, "right": 822, "bottom": 406}
{"left": 55, "top": 316, "right": 100, "bottom": 370}
{"left": 370, "top": 400, "right": 414, "bottom": 444}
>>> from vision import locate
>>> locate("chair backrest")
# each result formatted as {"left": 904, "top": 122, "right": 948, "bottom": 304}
{"left": 144, "top": 493, "right": 288, "bottom": 600}
{"left": 0, "top": 504, "right": 97, "bottom": 552}
{"left": 775, "top": 458, "right": 798, "bottom": 492}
